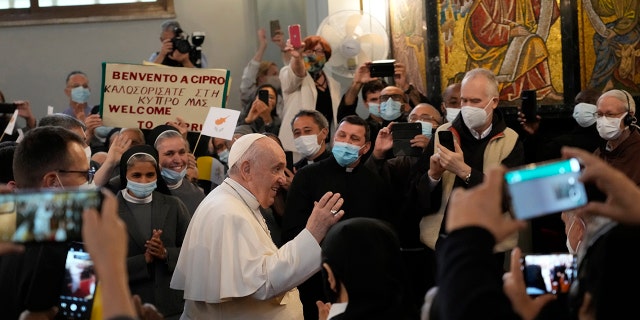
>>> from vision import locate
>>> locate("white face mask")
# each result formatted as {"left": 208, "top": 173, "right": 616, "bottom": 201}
{"left": 445, "top": 107, "right": 461, "bottom": 123}
{"left": 596, "top": 113, "right": 626, "bottom": 140}
{"left": 294, "top": 134, "right": 321, "bottom": 158}
{"left": 461, "top": 98, "right": 493, "bottom": 130}
{"left": 573, "top": 103, "right": 597, "bottom": 128}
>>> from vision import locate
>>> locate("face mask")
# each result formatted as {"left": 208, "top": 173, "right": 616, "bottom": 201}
{"left": 78, "top": 181, "right": 97, "bottom": 190}
{"left": 596, "top": 113, "right": 625, "bottom": 140}
{"left": 161, "top": 167, "right": 187, "bottom": 185}
{"left": 127, "top": 179, "right": 157, "bottom": 198}
{"left": 380, "top": 98, "right": 403, "bottom": 121}
{"left": 84, "top": 146, "right": 92, "bottom": 166}
{"left": 368, "top": 103, "right": 381, "bottom": 117}
{"left": 217, "top": 149, "right": 229, "bottom": 164}
{"left": 303, "top": 55, "right": 326, "bottom": 74}
{"left": 446, "top": 107, "right": 461, "bottom": 123}
{"left": 54, "top": 174, "right": 95, "bottom": 190}
{"left": 262, "top": 75, "right": 281, "bottom": 91}
{"left": 294, "top": 134, "right": 321, "bottom": 158}
{"left": 573, "top": 103, "right": 597, "bottom": 128}
{"left": 417, "top": 121, "right": 433, "bottom": 138}
{"left": 71, "top": 87, "right": 91, "bottom": 104}
{"left": 332, "top": 141, "right": 363, "bottom": 167}
{"left": 461, "top": 99, "right": 493, "bottom": 131}
{"left": 565, "top": 219, "right": 582, "bottom": 255}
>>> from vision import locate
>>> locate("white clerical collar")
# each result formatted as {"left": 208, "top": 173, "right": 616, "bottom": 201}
{"left": 122, "top": 189, "right": 153, "bottom": 204}
{"left": 470, "top": 124, "right": 493, "bottom": 140}
{"left": 327, "top": 302, "right": 348, "bottom": 319}
{"left": 224, "top": 178, "right": 260, "bottom": 211}
{"left": 166, "top": 177, "right": 184, "bottom": 190}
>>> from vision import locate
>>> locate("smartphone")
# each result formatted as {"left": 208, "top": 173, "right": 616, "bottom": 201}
{"left": 56, "top": 241, "right": 98, "bottom": 320}
{"left": 522, "top": 253, "right": 577, "bottom": 296}
{"left": 369, "top": 59, "right": 396, "bottom": 78}
{"left": 285, "top": 150, "right": 294, "bottom": 172}
{"left": 258, "top": 89, "right": 270, "bottom": 105}
{"left": 391, "top": 122, "right": 422, "bottom": 157}
{"left": 504, "top": 158, "right": 588, "bottom": 220}
{"left": 437, "top": 130, "right": 455, "bottom": 151}
{"left": 270, "top": 20, "right": 281, "bottom": 38}
{"left": 0, "top": 102, "right": 17, "bottom": 114}
{"left": 520, "top": 90, "right": 538, "bottom": 123}
{"left": 90, "top": 105, "right": 100, "bottom": 115}
{"left": 288, "top": 24, "right": 302, "bottom": 49}
{"left": 0, "top": 188, "right": 103, "bottom": 244}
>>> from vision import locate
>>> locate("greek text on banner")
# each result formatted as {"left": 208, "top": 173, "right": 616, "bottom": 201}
{"left": 100, "top": 62, "right": 230, "bottom": 131}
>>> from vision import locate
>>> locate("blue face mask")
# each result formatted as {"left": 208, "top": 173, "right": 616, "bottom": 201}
{"left": 217, "top": 149, "right": 229, "bottom": 164}
{"left": 161, "top": 167, "right": 187, "bottom": 185}
{"left": 417, "top": 121, "right": 433, "bottom": 138}
{"left": 71, "top": 86, "right": 91, "bottom": 104}
{"left": 368, "top": 103, "right": 381, "bottom": 117}
{"left": 127, "top": 179, "right": 157, "bottom": 198}
{"left": 380, "top": 99, "right": 403, "bottom": 121}
{"left": 332, "top": 141, "right": 362, "bottom": 167}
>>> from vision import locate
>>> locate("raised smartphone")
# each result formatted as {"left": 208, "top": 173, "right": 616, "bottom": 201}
{"left": 56, "top": 241, "right": 98, "bottom": 320}
{"left": 391, "top": 122, "right": 422, "bottom": 157}
{"left": 369, "top": 59, "right": 396, "bottom": 78}
{"left": 0, "top": 102, "right": 17, "bottom": 114}
{"left": 0, "top": 188, "right": 103, "bottom": 243}
{"left": 270, "top": 20, "right": 281, "bottom": 38}
{"left": 258, "top": 89, "right": 270, "bottom": 105}
{"left": 437, "top": 130, "right": 455, "bottom": 151}
{"left": 520, "top": 90, "right": 538, "bottom": 123}
{"left": 288, "top": 24, "right": 302, "bottom": 49}
{"left": 504, "top": 158, "right": 588, "bottom": 220}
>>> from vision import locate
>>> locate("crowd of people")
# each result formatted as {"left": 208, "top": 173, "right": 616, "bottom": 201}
{"left": 1, "top": 18, "right": 640, "bottom": 320}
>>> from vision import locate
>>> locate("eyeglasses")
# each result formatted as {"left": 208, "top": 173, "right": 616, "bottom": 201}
{"left": 380, "top": 94, "right": 405, "bottom": 102}
{"left": 595, "top": 111, "right": 626, "bottom": 118}
{"left": 56, "top": 168, "right": 95, "bottom": 184}
{"left": 304, "top": 48, "right": 325, "bottom": 56}
{"left": 409, "top": 114, "right": 441, "bottom": 124}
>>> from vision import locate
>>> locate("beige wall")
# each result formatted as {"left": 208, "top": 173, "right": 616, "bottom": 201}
{"left": 0, "top": 0, "right": 261, "bottom": 127}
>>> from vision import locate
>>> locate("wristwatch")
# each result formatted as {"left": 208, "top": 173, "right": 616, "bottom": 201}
{"left": 464, "top": 172, "right": 471, "bottom": 185}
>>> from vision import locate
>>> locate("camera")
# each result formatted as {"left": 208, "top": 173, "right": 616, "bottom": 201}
{"left": 170, "top": 27, "right": 206, "bottom": 67}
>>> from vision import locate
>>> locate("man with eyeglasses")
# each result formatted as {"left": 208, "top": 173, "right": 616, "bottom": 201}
{"left": 0, "top": 126, "right": 97, "bottom": 318}
{"left": 593, "top": 89, "right": 640, "bottom": 183}
{"left": 363, "top": 102, "right": 443, "bottom": 316}
{"left": 420, "top": 68, "right": 525, "bottom": 277}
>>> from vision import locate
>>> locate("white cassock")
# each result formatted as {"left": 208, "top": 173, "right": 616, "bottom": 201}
{"left": 171, "top": 178, "right": 321, "bottom": 319}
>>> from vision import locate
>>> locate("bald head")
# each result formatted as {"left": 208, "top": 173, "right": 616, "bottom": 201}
{"left": 409, "top": 103, "right": 442, "bottom": 127}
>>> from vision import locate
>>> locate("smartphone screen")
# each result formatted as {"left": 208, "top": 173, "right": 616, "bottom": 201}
{"left": 288, "top": 24, "right": 302, "bottom": 49}
{"left": 258, "top": 89, "right": 270, "bottom": 105}
{"left": 437, "top": 130, "right": 455, "bottom": 151}
{"left": 522, "top": 253, "right": 577, "bottom": 296}
{"left": 0, "top": 188, "right": 103, "bottom": 243}
{"left": 56, "top": 241, "right": 97, "bottom": 320}
{"left": 505, "top": 158, "right": 588, "bottom": 220}
{"left": 270, "top": 20, "right": 281, "bottom": 38}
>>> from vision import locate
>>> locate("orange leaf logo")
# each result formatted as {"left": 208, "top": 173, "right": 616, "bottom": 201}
{"left": 214, "top": 116, "right": 230, "bottom": 125}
